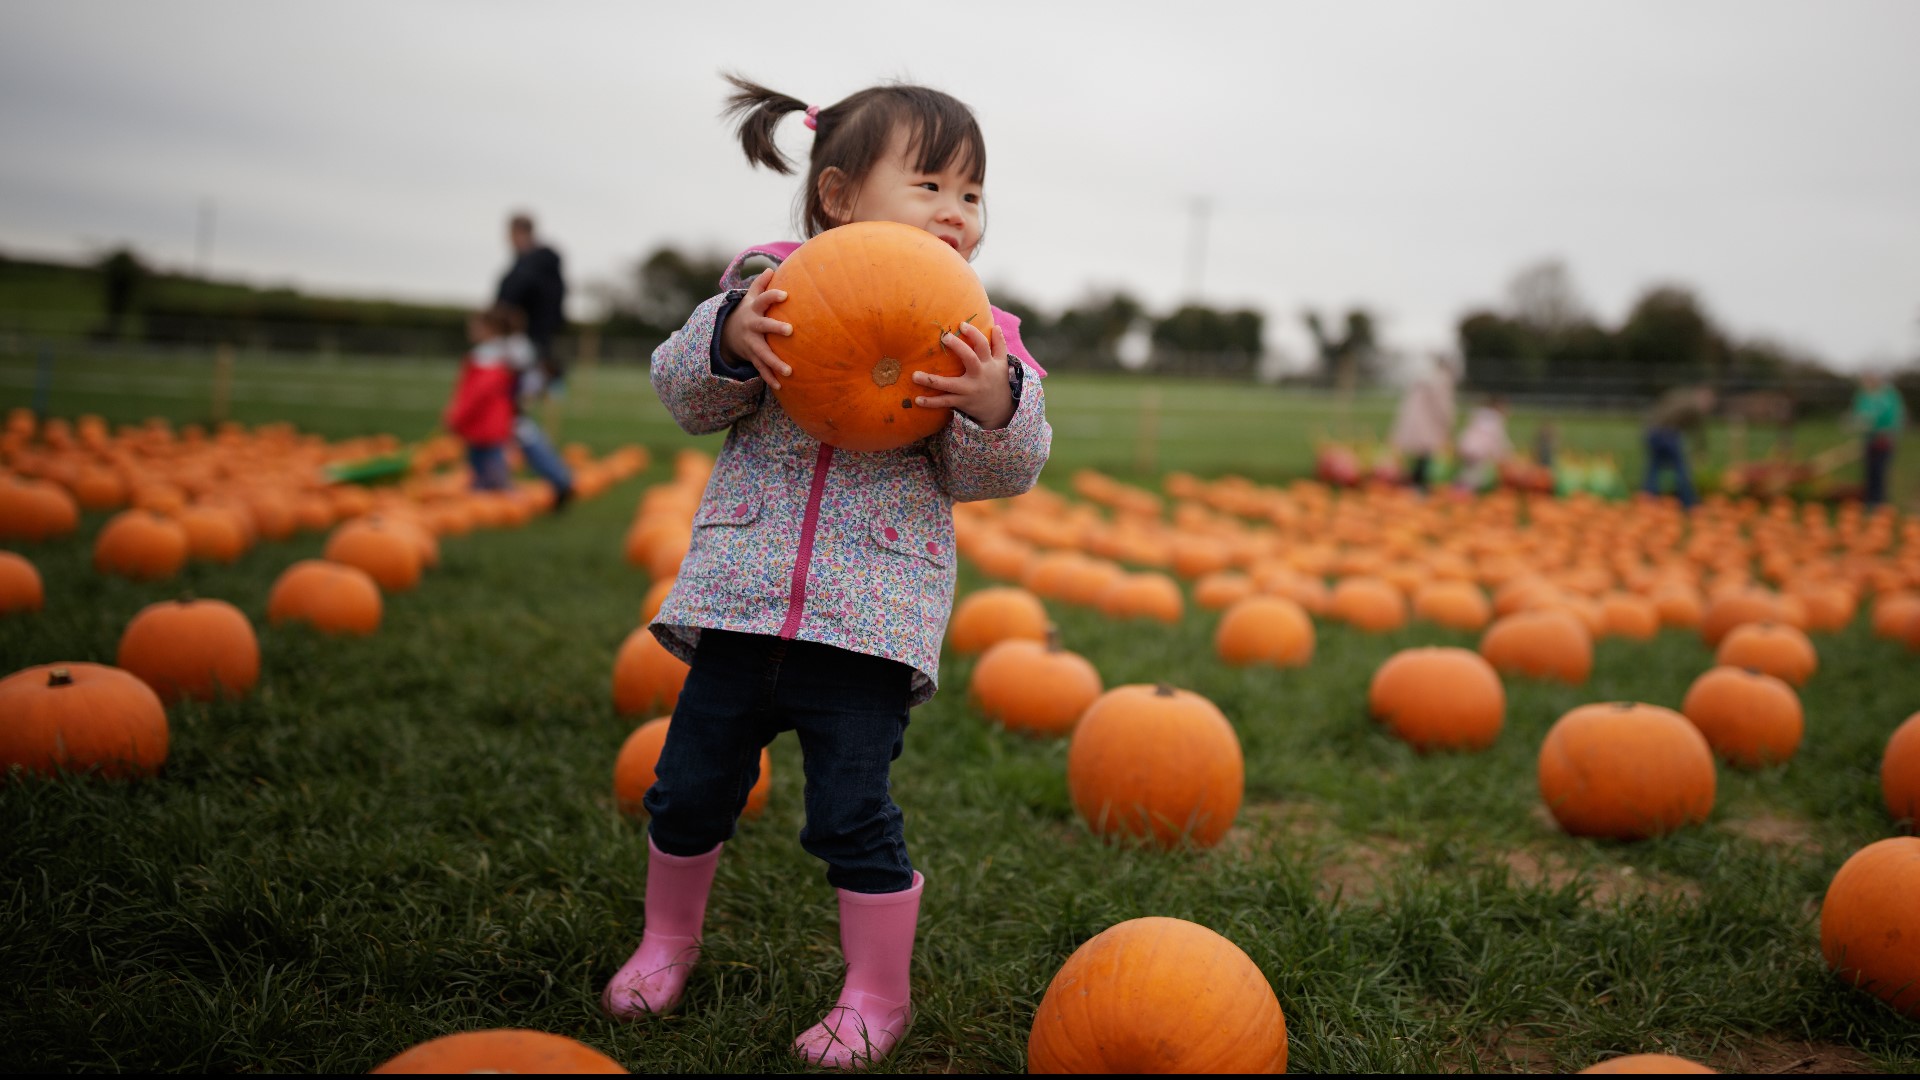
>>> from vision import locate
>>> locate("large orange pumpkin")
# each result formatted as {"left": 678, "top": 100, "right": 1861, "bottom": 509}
{"left": 372, "top": 1029, "right": 627, "bottom": 1074}
{"left": 1679, "top": 666, "right": 1802, "bottom": 768}
{"left": 1480, "top": 610, "right": 1593, "bottom": 685}
{"left": 614, "top": 717, "right": 770, "bottom": 819}
{"left": 1870, "top": 592, "right": 1920, "bottom": 640}
{"left": 1214, "top": 596, "right": 1315, "bottom": 668}
{"left": 1537, "top": 702, "right": 1715, "bottom": 840}
{"left": 948, "top": 587, "right": 1049, "bottom": 655}
{"left": 0, "top": 662, "right": 169, "bottom": 778}
{"left": 1883, "top": 712, "right": 1920, "bottom": 829}
{"left": 116, "top": 598, "right": 261, "bottom": 703}
{"left": 969, "top": 635, "right": 1103, "bottom": 737}
{"left": 1699, "top": 589, "right": 1787, "bottom": 646}
{"left": 1067, "top": 684, "right": 1243, "bottom": 849}
{"left": 1028, "top": 916, "right": 1287, "bottom": 1074}
{"left": 0, "top": 550, "right": 44, "bottom": 615}
{"left": 1819, "top": 837, "right": 1920, "bottom": 1017}
{"left": 324, "top": 517, "right": 423, "bottom": 592}
{"left": 1714, "top": 622, "right": 1817, "bottom": 687}
{"left": 765, "top": 221, "right": 990, "bottom": 452}
{"left": 612, "top": 628, "right": 690, "bottom": 716}
{"left": 1368, "top": 647, "right": 1505, "bottom": 752}
{"left": 93, "top": 510, "right": 190, "bottom": 581}
{"left": 267, "top": 559, "right": 383, "bottom": 636}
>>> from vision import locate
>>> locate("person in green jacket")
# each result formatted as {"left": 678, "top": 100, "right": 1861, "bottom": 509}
{"left": 1851, "top": 372, "right": 1907, "bottom": 507}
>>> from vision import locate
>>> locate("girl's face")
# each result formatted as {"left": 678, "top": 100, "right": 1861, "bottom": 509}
{"left": 825, "top": 125, "right": 983, "bottom": 258}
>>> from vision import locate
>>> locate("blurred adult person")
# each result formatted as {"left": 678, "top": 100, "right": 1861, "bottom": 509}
{"left": 1387, "top": 354, "right": 1458, "bottom": 490}
{"left": 1643, "top": 384, "right": 1715, "bottom": 509}
{"left": 1850, "top": 370, "right": 1908, "bottom": 507}
{"left": 495, "top": 212, "right": 574, "bottom": 507}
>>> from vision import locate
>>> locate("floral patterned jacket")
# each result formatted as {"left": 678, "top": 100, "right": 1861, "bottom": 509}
{"left": 648, "top": 244, "right": 1053, "bottom": 705}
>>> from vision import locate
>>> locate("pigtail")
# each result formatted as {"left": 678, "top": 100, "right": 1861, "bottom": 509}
{"left": 721, "top": 73, "right": 810, "bottom": 175}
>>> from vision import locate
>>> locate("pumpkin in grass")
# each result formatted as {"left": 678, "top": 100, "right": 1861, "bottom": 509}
{"left": 1538, "top": 702, "right": 1715, "bottom": 840}
{"left": 1714, "top": 622, "right": 1817, "bottom": 686}
{"left": 614, "top": 717, "right": 770, "bottom": 818}
{"left": 1329, "top": 575, "right": 1406, "bottom": 631}
{"left": 116, "top": 598, "right": 260, "bottom": 703}
{"left": 267, "top": 559, "right": 382, "bottom": 636}
{"left": 0, "top": 551, "right": 43, "bottom": 614}
{"left": 1870, "top": 592, "right": 1920, "bottom": 640}
{"left": 93, "top": 510, "right": 190, "bottom": 581}
{"left": 1579, "top": 1054, "right": 1716, "bottom": 1074}
{"left": 1479, "top": 609, "right": 1592, "bottom": 685}
{"left": 372, "top": 1029, "right": 627, "bottom": 1074}
{"left": 1597, "top": 592, "right": 1660, "bottom": 640}
{"left": 1028, "top": 916, "right": 1287, "bottom": 1074}
{"left": 1651, "top": 585, "right": 1705, "bottom": 628}
{"left": 0, "top": 477, "right": 79, "bottom": 542}
{"left": 764, "top": 221, "right": 990, "bottom": 452}
{"left": 1067, "top": 684, "right": 1242, "bottom": 849}
{"left": 1819, "top": 837, "right": 1920, "bottom": 1017}
{"left": 1215, "top": 596, "right": 1314, "bottom": 668}
{"left": 639, "top": 577, "right": 676, "bottom": 624}
{"left": 1368, "top": 647, "right": 1504, "bottom": 752}
{"left": 1679, "top": 666, "right": 1802, "bottom": 768}
{"left": 948, "top": 586, "right": 1049, "bottom": 654}
{"left": 323, "top": 517, "right": 422, "bottom": 592}
{"left": 1193, "top": 571, "right": 1257, "bottom": 611}
{"left": 1410, "top": 580, "right": 1491, "bottom": 631}
{"left": 1097, "top": 573, "right": 1185, "bottom": 623}
{"left": 970, "top": 633, "right": 1102, "bottom": 737}
{"left": 177, "top": 504, "right": 250, "bottom": 563}
{"left": 612, "top": 628, "right": 690, "bottom": 716}
{"left": 1699, "top": 588, "right": 1787, "bottom": 646}
{"left": 0, "top": 662, "right": 169, "bottom": 778}
{"left": 1884, "top": 712, "right": 1920, "bottom": 828}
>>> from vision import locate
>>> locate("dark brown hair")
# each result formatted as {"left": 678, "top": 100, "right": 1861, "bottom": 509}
{"left": 721, "top": 74, "right": 986, "bottom": 238}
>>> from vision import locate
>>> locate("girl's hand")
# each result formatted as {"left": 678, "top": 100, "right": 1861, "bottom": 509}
{"left": 719, "top": 269, "right": 794, "bottom": 389}
{"left": 913, "top": 322, "right": 1014, "bottom": 430}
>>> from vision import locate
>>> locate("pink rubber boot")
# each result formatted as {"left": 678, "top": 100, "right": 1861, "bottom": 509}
{"left": 793, "top": 872, "right": 924, "bottom": 1069}
{"left": 601, "top": 837, "right": 722, "bottom": 1018}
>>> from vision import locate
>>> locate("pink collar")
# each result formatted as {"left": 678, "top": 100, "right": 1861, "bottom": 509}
{"left": 722, "top": 242, "right": 1044, "bottom": 377}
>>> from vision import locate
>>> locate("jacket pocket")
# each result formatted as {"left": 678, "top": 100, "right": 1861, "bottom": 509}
{"left": 869, "top": 521, "right": 954, "bottom": 569}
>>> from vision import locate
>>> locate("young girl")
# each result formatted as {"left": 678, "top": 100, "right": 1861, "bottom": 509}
{"left": 442, "top": 304, "right": 522, "bottom": 491}
{"left": 1455, "top": 394, "right": 1513, "bottom": 493}
{"left": 602, "top": 77, "right": 1051, "bottom": 1068}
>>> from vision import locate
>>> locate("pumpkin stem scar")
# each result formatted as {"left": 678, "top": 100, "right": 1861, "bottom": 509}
{"left": 871, "top": 357, "right": 902, "bottom": 387}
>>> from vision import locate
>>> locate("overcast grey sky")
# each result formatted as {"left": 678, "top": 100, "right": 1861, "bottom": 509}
{"left": 3, "top": 0, "right": 1917, "bottom": 370}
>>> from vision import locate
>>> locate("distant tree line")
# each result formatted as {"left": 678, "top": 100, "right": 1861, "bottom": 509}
{"left": 1456, "top": 260, "right": 1864, "bottom": 410}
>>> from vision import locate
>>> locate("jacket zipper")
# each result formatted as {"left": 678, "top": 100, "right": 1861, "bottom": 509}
{"left": 779, "top": 442, "right": 835, "bottom": 638}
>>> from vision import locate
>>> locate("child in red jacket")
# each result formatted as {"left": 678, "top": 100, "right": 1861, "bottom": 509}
{"left": 443, "top": 304, "right": 522, "bottom": 491}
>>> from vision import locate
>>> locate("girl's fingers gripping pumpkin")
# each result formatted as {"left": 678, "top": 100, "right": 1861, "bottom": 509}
{"left": 724, "top": 270, "right": 793, "bottom": 388}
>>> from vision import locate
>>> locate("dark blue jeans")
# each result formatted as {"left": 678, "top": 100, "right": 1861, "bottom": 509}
{"left": 1643, "top": 428, "right": 1697, "bottom": 508}
{"left": 513, "top": 415, "right": 574, "bottom": 495}
{"left": 644, "top": 630, "right": 915, "bottom": 894}
{"left": 465, "top": 444, "right": 512, "bottom": 491}
{"left": 1865, "top": 435, "right": 1893, "bottom": 507}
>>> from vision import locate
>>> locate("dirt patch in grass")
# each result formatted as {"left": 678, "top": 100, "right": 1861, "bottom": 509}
{"left": 1219, "top": 799, "right": 1334, "bottom": 857}
{"left": 1497, "top": 846, "right": 1703, "bottom": 907}
{"left": 1719, "top": 813, "right": 1823, "bottom": 853}
{"left": 1709, "top": 1036, "right": 1878, "bottom": 1074}
{"left": 1315, "top": 835, "right": 1416, "bottom": 904}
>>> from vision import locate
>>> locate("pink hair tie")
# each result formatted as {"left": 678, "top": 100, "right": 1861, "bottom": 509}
{"left": 803, "top": 105, "right": 820, "bottom": 131}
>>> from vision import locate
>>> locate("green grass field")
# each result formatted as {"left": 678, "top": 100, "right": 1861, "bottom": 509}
{"left": 2, "top": 356, "right": 1918, "bottom": 1073}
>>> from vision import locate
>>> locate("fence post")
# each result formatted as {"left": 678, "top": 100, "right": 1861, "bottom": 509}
{"left": 1135, "top": 387, "right": 1161, "bottom": 476}
{"left": 31, "top": 343, "right": 54, "bottom": 419}
{"left": 210, "top": 343, "right": 235, "bottom": 423}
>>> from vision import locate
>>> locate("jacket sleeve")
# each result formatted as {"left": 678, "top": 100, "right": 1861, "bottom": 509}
{"left": 926, "top": 363, "right": 1052, "bottom": 502}
{"left": 649, "top": 292, "right": 766, "bottom": 436}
